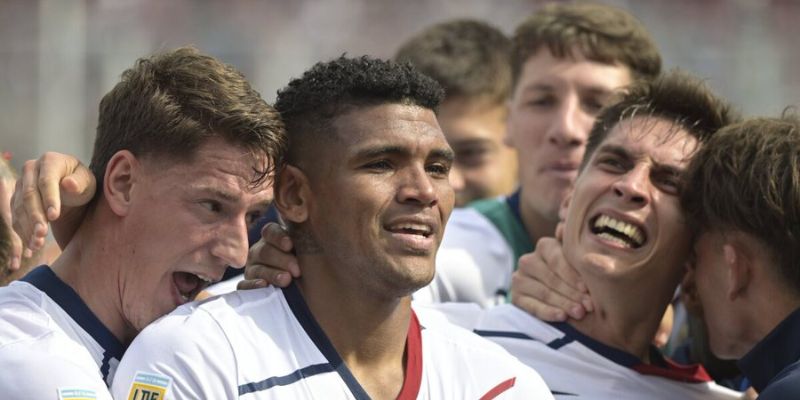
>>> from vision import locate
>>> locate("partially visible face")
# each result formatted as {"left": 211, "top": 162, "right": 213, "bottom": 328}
{"left": 507, "top": 48, "right": 631, "bottom": 225}
{"left": 120, "top": 137, "right": 273, "bottom": 331}
{"left": 690, "top": 231, "right": 747, "bottom": 359}
{"left": 561, "top": 117, "right": 697, "bottom": 287}
{"left": 438, "top": 98, "right": 517, "bottom": 206}
{"left": 305, "top": 103, "right": 454, "bottom": 298}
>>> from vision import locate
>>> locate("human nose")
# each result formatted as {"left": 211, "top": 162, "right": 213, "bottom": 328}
{"left": 612, "top": 165, "right": 650, "bottom": 205}
{"left": 211, "top": 217, "right": 250, "bottom": 269}
{"left": 547, "top": 96, "right": 590, "bottom": 148}
{"left": 397, "top": 166, "right": 438, "bottom": 206}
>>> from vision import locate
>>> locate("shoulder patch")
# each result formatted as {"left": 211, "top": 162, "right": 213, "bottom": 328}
{"left": 126, "top": 371, "right": 172, "bottom": 400}
{"left": 58, "top": 388, "right": 97, "bottom": 400}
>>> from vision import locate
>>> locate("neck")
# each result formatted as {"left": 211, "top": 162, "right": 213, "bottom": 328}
{"left": 518, "top": 188, "right": 558, "bottom": 241}
{"left": 568, "top": 277, "right": 673, "bottom": 361}
{"left": 295, "top": 256, "right": 411, "bottom": 399}
{"left": 49, "top": 207, "right": 136, "bottom": 345}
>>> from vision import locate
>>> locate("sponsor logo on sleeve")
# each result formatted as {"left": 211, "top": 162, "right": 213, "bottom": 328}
{"left": 127, "top": 371, "right": 172, "bottom": 400}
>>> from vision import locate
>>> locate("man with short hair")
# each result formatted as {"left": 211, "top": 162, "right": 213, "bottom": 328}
{"left": 680, "top": 114, "right": 800, "bottom": 398}
{"left": 109, "top": 56, "right": 551, "bottom": 400}
{"left": 0, "top": 47, "right": 284, "bottom": 398}
{"left": 439, "top": 71, "right": 742, "bottom": 399}
{"left": 425, "top": 2, "right": 663, "bottom": 307}
{"left": 395, "top": 19, "right": 517, "bottom": 206}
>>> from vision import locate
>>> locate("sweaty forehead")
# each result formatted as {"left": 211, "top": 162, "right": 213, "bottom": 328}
{"left": 517, "top": 49, "right": 632, "bottom": 94}
{"left": 331, "top": 103, "right": 447, "bottom": 147}
{"left": 147, "top": 139, "right": 272, "bottom": 190}
{"left": 602, "top": 117, "right": 700, "bottom": 166}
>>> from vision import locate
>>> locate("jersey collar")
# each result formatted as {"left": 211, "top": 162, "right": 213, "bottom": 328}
{"left": 550, "top": 321, "right": 712, "bottom": 383}
{"left": 282, "top": 283, "right": 423, "bottom": 399}
{"left": 20, "top": 265, "right": 126, "bottom": 374}
{"left": 738, "top": 306, "right": 800, "bottom": 391}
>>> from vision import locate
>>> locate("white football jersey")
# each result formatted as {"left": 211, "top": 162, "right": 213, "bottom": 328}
{"left": 416, "top": 193, "right": 531, "bottom": 308}
{"left": 0, "top": 266, "right": 124, "bottom": 399}
{"left": 431, "top": 303, "right": 743, "bottom": 400}
{"left": 112, "top": 284, "right": 554, "bottom": 399}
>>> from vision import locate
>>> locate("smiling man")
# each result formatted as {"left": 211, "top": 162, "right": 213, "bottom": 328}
{"left": 433, "top": 71, "right": 742, "bottom": 399}
{"left": 0, "top": 47, "right": 284, "bottom": 399}
{"left": 110, "top": 56, "right": 551, "bottom": 400}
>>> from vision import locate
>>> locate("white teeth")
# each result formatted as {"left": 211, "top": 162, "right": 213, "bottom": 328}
{"left": 597, "top": 232, "right": 630, "bottom": 248}
{"left": 196, "top": 274, "right": 213, "bottom": 283}
{"left": 391, "top": 223, "right": 431, "bottom": 236}
{"left": 593, "top": 214, "right": 644, "bottom": 246}
{"left": 180, "top": 294, "right": 190, "bottom": 302}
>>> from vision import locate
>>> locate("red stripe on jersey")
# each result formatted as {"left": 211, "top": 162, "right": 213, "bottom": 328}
{"left": 396, "top": 310, "right": 423, "bottom": 400}
{"left": 633, "top": 359, "right": 712, "bottom": 383}
{"left": 479, "top": 377, "right": 516, "bottom": 400}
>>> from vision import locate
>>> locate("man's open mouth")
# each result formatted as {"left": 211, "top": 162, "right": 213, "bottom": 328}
{"left": 589, "top": 214, "right": 646, "bottom": 249}
{"left": 173, "top": 271, "right": 215, "bottom": 302}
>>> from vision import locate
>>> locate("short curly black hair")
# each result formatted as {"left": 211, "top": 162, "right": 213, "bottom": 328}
{"left": 275, "top": 56, "right": 444, "bottom": 164}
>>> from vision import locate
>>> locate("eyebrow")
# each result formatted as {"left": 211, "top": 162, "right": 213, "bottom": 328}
{"left": 521, "top": 83, "right": 616, "bottom": 96}
{"left": 597, "top": 144, "right": 684, "bottom": 175}
{"left": 193, "top": 185, "right": 241, "bottom": 203}
{"left": 355, "top": 145, "right": 455, "bottom": 163}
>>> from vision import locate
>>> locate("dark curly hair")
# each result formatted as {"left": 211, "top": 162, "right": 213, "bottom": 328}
{"left": 274, "top": 55, "right": 444, "bottom": 164}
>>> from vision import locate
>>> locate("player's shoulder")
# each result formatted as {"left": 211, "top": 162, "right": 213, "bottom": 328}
{"left": 0, "top": 281, "right": 57, "bottom": 346}
{"left": 415, "top": 304, "right": 524, "bottom": 362}
{"left": 414, "top": 305, "right": 554, "bottom": 399}
{"left": 138, "top": 286, "right": 282, "bottom": 340}
{"left": 0, "top": 336, "right": 112, "bottom": 399}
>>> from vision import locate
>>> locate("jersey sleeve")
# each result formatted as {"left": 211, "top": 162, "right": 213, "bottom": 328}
{"left": 0, "top": 343, "right": 112, "bottom": 400}
{"left": 110, "top": 309, "right": 238, "bottom": 400}
{"left": 506, "top": 359, "right": 555, "bottom": 400}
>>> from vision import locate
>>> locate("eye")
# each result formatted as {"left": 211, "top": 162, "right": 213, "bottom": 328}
{"left": 654, "top": 172, "right": 681, "bottom": 195}
{"left": 596, "top": 156, "right": 626, "bottom": 173}
{"left": 426, "top": 162, "right": 450, "bottom": 178}
{"left": 363, "top": 160, "right": 393, "bottom": 172}
{"left": 582, "top": 97, "right": 605, "bottom": 115}
{"left": 456, "top": 146, "right": 491, "bottom": 168}
{"left": 246, "top": 209, "right": 263, "bottom": 226}
{"left": 200, "top": 200, "right": 222, "bottom": 213}
{"left": 525, "top": 95, "right": 556, "bottom": 108}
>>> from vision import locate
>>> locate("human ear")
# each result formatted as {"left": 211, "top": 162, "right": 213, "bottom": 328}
{"left": 274, "top": 165, "right": 310, "bottom": 224}
{"left": 723, "top": 241, "right": 751, "bottom": 301}
{"left": 103, "top": 151, "right": 139, "bottom": 217}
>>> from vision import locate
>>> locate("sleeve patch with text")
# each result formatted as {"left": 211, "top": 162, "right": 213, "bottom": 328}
{"left": 127, "top": 371, "right": 172, "bottom": 400}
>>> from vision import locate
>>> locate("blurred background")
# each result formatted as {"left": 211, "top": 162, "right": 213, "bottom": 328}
{"left": 1, "top": 0, "right": 798, "bottom": 170}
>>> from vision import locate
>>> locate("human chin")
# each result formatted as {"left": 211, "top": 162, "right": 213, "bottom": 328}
{"left": 389, "top": 257, "right": 435, "bottom": 294}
